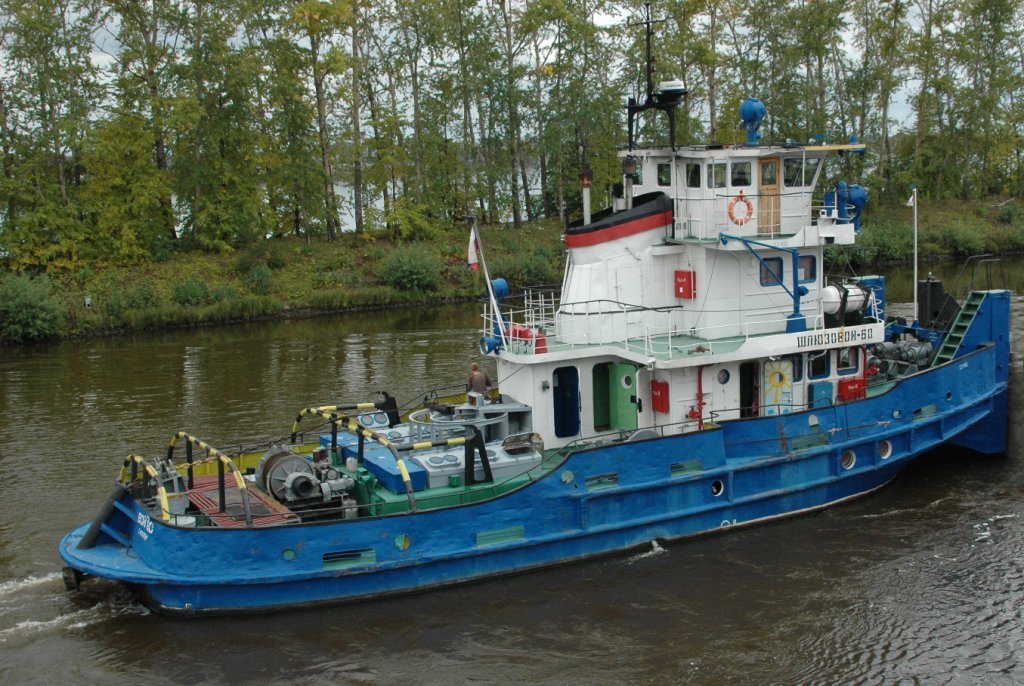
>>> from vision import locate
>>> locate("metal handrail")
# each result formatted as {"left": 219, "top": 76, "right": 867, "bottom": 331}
{"left": 167, "top": 432, "right": 253, "bottom": 526}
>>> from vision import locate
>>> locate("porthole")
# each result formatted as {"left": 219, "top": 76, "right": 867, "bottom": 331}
{"left": 562, "top": 470, "right": 575, "bottom": 484}
{"left": 622, "top": 375, "right": 633, "bottom": 389}
{"left": 946, "top": 391, "right": 953, "bottom": 401}
{"left": 841, "top": 450, "right": 856, "bottom": 470}
{"left": 879, "top": 440, "right": 893, "bottom": 460}
{"left": 717, "top": 369, "right": 730, "bottom": 384}
{"left": 282, "top": 549, "right": 296, "bottom": 561}
{"left": 892, "top": 409, "right": 902, "bottom": 419}
{"left": 711, "top": 480, "right": 725, "bottom": 497}
{"left": 395, "top": 533, "right": 411, "bottom": 551}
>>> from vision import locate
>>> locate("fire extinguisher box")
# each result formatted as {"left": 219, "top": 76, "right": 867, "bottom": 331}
{"left": 651, "top": 380, "right": 670, "bottom": 413}
{"left": 675, "top": 271, "right": 696, "bottom": 299}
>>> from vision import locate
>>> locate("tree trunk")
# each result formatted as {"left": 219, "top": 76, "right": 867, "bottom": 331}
{"left": 310, "top": 31, "right": 339, "bottom": 241}
{"left": 352, "top": 9, "right": 363, "bottom": 233}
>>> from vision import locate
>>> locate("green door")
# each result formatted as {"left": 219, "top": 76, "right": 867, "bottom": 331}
{"left": 609, "top": 363, "right": 639, "bottom": 432}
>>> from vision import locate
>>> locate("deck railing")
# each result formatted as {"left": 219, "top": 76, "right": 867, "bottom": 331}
{"left": 484, "top": 288, "right": 880, "bottom": 359}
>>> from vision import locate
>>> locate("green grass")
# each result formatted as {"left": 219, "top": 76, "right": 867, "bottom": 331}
{"left": 4, "top": 220, "right": 567, "bottom": 343}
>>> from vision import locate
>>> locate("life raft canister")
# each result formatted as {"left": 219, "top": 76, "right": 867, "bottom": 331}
{"left": 728, "top": 191, "right": 753, "bottom": 225}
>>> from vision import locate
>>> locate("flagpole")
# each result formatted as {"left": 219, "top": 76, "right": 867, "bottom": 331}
{"left": 911, "top": 185, "right": 918, "bottom": 324}
{"left": 470, "top": 216, "right": 507, "bottom": 345}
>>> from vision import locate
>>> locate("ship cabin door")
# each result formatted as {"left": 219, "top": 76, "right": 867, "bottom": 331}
{"left": 553, "top": 366, "right": 580, "bottom": 438}
{"left": 592, "top": 362, "right": 639, "bottom": 433}
{"left": 759, "top": 158, "right": 781, "bottom": 236}
{"left": 761, "top": 358, "right": 794, "bottom": 416}
{"left": 740, "top": 361, "right": 760, "bottom": 418}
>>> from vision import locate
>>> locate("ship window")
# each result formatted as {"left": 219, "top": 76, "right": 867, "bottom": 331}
{"left": 783, "top": 158, "right": 803, "bottom": 187}
{"left": 798, "top": 256, "right": 816, "bottom": 283}
{"left": 808, "top": 351, "right": 830, "bottom": 379}
{"left": 761, "top": 160, "right": 778, "bottom": 185}
{"left": 707, "top": 162, "right": 726, "bottom": 188}
{"left": 731, "top": 162, "right": 751, "bottom": 187}
{"left": 804, "top": 158, "right": 821, "bottom": 186}
{"left": 657, "top": 163, "right": 671, "bottom": 186}
{"left": 788, "top": 355, "right": 803, "bottom": 382}
{"left": 686, "top": 163, "right": 700, "bottom": 188}
{"left": 759, "top": 257, "right": 784, "bottom": 287}
{"left": 592, "top": 363, "right": 612, "bottom": 432}
{"left": 783, "top": 157, "right": 822, "bottom": 187}
{"left": 837, "top": 347, "right": 859, "bottom": 375}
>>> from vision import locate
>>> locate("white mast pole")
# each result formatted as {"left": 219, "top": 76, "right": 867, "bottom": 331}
{"left": 472, "top": 216, "right": 507, "bottom": 345}
{"left": 911, "top": 185, "right": 919, "bottom": 324}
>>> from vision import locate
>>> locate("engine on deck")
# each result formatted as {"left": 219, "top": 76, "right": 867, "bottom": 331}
{"left": 870, "top": 339, "right": 934, "bottom": 380}
{"left": 256, "top": 446, "right": 358, "bottom": 517}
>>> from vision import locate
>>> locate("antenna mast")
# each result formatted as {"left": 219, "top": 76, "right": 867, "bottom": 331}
{"left": 626, "top": 2, "right": 686, "bottom": 150}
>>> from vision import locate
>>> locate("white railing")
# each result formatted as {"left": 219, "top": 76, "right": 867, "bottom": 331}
{"left": 668, "top": 190, "right": 859, "bottom": 243}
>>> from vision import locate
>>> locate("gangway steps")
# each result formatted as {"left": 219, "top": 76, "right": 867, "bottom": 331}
{"left": 932, "top": 292, "right": 986, "bottom": 366}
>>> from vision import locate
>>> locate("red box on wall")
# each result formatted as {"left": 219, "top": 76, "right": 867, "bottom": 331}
{"left": 837, "top": 378, "right": 866, "bottom": 402}
{"left": 651, "top": 380, "right": 670, "bottom": 413}
{"left": 675, "top": 271, "right": 696, "bottom": 299}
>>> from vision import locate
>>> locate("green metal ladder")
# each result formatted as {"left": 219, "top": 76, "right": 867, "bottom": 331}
{"left": 931, "top": 292, "right": 986, "bottom": 366}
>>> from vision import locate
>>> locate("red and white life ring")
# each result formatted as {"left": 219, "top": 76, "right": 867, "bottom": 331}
{"left": 728, "top": 191, "right": 753, "bottom": 225}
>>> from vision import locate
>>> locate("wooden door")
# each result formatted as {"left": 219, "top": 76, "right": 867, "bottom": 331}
{"left": 759, "top": 158, "right": 781, "bottom": 236}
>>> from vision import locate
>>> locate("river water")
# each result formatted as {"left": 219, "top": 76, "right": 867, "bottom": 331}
{"left": 1, "top": 259, "right": 1023, "bottom": 685}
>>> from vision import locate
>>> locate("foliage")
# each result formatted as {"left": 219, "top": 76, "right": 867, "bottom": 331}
{"left": 380, "top": 245, "right": 444, "bottom": 292}
{"left": 172, "top": 277, "right": 211, "bottom": 306}
{"left": 246, "top": 264, "right": 273, "bottom": 295}
{"left": 0, "top": 274, "right": 66, "bottom": 343}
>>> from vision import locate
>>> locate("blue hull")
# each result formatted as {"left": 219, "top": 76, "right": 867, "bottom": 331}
{"left": 60, "top": 343, "right": 1008, "bottom": 615}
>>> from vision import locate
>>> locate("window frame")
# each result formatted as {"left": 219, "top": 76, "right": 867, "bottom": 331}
{"left": 657, "top": 162, "right": 672, "bottom": 187}
{"left": 808, "top": 351, "right": 830, "bottom": 380}
{"left": 731, "top": 161, "right": 752, "bottom": 188}
{"left": 798, "top": 255, "right": 817, "bottom": 284}
{"left": 759, "top": 257, "right": 785, "bottom": 287}
{"left": 685, "top": 162, "right": 701, "bottom": 188}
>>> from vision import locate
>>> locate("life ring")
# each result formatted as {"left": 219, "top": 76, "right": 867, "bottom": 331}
{"left": 728, "top": 191, "right": 753, "bottom": 225}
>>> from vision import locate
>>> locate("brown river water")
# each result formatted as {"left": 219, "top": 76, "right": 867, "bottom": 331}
{"left": 1, "top": 259, "right": 1023, "bottom": 685}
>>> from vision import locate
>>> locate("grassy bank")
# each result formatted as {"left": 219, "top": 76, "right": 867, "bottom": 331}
{"left": 4, "top": 199, "right": 1023, "bottom": 345}
{"left": 832, "top": 199, "right": 1024, "bottom": 267}
{"left": 0, "top": 221, "right": 566, "bottom": 344}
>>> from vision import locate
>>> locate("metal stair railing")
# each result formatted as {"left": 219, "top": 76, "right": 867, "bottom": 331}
{"left": 931, "top": 292, "right": 986, "bottom": 366}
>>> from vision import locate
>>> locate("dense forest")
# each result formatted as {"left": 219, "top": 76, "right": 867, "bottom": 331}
{"left": 0, "top": 0, "right": 1022, "bottom": 274}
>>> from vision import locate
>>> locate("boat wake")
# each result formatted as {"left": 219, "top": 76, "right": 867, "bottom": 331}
{"left": 0, "top": 572, "right": 62, "bottom": 598}
{"left": 973, "top": 513, "right": 1020, "bottom": 543}
{"left": 0, "top": 572, "right": 149, "bottom": 643}
{"left": 0, "top": 607, "right": 105, "bottom": 642}
{"left": 627, "top": 539, "right": 666, "bottom": 564}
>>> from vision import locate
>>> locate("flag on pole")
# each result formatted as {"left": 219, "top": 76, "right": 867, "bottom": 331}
{"left": 467, "top": 227, "right": 480, "bottom": 271}
{"left": 905, "top": 194, "right": 916, "bottom": 207}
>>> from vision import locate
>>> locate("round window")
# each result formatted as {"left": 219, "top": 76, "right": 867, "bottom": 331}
{"left": 841, "top": 450, "right": 856, "bottom": 470}
{"left": 717, "top": 369, "right": 730, "bottom": 385}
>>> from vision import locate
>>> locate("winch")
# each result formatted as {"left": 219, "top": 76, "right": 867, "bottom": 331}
{"left": 256, "top": 446, "right": 357, "bottom": 516}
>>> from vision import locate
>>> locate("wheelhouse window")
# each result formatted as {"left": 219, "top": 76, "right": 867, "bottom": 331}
{"left": 783, "top": 157, "right": 822, "bottom": 187}
{"left": 798, "top": 256, "right": 816, "bottom": 284}
{"left": 837, "top": 347, "right": 859, "bottom": 375}
{"left": 657, "top": 162, "right": 672, "bottom": 187}
{"left": 808, "top": 351, "right": 830, "bottom": 379}
{"left": 707, "top": 162, "right": 726, "bottom": 188}
{"left": 804, "top": 158, "right": 821, "bottom": 186}
{"left": 731, "top": 162, "right": 751, "bottom": 187}
{"left": 686, "top": 162, "right": 701, "bottom": 188}
{"left": 783, "top": 158, "right": 803, "bottom": 187}
{"left": 759, "top": 257, "right": 784, "bottom": 287}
